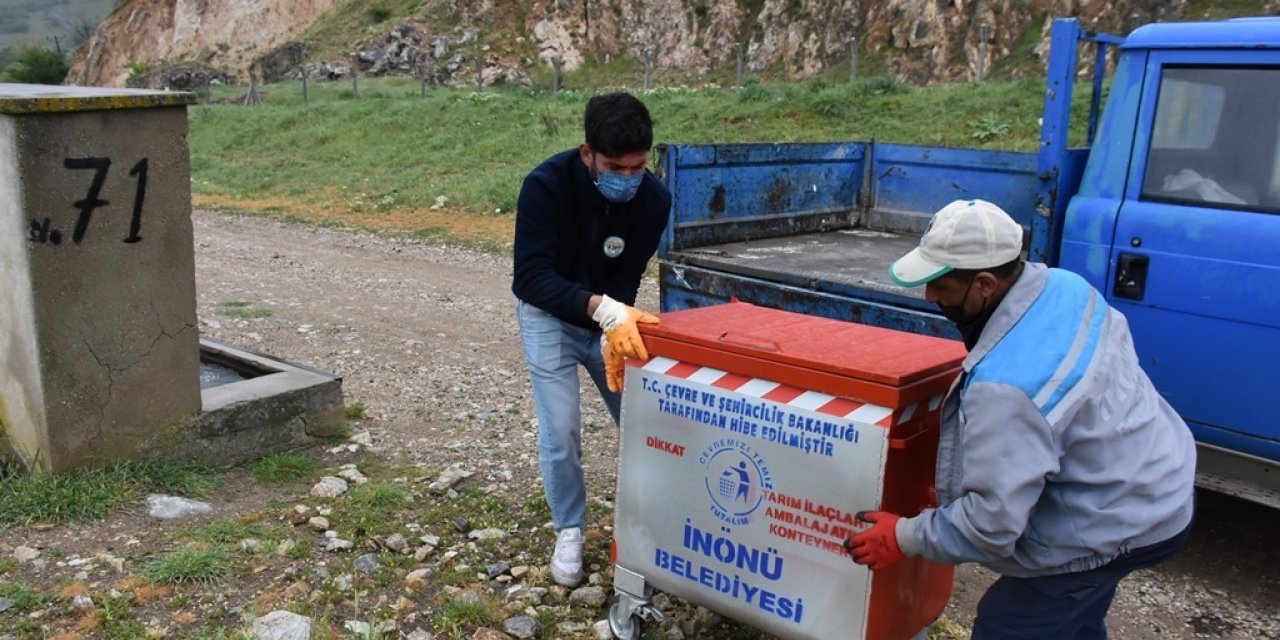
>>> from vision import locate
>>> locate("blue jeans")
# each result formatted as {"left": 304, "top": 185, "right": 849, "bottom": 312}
{"left": 972, "top": 522, "right": 1192, "bottom": 640}
{"left": 516, "top": 299, "right": 621, "bottom": 532}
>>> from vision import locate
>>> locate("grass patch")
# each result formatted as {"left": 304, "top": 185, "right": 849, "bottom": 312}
{"left": 188, "top": 519, "right": 272, "bottom": 545}
{"left": 454, "top": 485, "right": 509, "bottom": 529}
{"left": 144, "top": 547, "right": 231, "bottom": 585}
{"left": 0, "top": 581, "right": 53, "bottom": 613}
{"left": 96, "top": 592, "right": 147, "bottom": 638}
{"left": 0, "top": 460, "right": 216, "bottom": 529}
{"left": 297, "top": 0, "right": 428, "bottom": 60}
{"left": 247, "top": 452, "right": 319, "bottom": 484}
{"left": 523, "top": 493, "right": 552, "bottom": 522}
{"left": 218, "top": 300, "right": 273, "bottom": 318}
{"left": 437, "top": 597, "right": 499, "bottom": 635}
{"left": 339, "top": 480, "right": 410, "bottom": 538}
{"left": 344, "top": 401, "right": 367, "bottom": 420}
{"left": 188, "top": 76, "right": 1099, "bottom": 246}
{"left": 969, "top": 113, "right": 1012, "bottom": 142}
{"left": 131, "top": 459, "right": 220, "bottom": 496}
{"left": 345, "top": 482, "right": 408, "bottom": 509}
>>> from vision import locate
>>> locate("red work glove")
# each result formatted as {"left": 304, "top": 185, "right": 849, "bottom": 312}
{"left": 846, "top": 511, "right": 905, "bottom": 571}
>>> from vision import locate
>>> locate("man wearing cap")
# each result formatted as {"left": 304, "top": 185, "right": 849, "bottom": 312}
{"left": 848, "top": 199, "right": 1196, "bottom": 638}
{"left": 513, "top": 92, "right": 670, "bottom": 587}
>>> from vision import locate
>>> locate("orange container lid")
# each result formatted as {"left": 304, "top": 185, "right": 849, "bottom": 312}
{"left": 640, "top": 301, "right": 965, "bottom": 387}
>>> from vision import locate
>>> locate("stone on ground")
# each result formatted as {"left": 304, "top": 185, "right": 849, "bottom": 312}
{"left": 309, "top": 476, "right": 349, "bottom": 499}
{"left": 570, "top": 585, "right": 608, "bottom": 608}
{"left": 503, "top": 615, "right": 541, "bottom": 639}
{"left": 146, "top": 494, "right": 213, "bottom": 519}
{"left": 251, "top": 610, "right": 312, "bottom": 640}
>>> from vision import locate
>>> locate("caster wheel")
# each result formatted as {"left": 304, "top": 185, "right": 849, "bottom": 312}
{"left": 608, "top": 594, "right": 644, "bottom": 640}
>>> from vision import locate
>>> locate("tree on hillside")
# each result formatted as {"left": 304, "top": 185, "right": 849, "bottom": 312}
{"left": 3, "top": 46, "right": 69, "bottom": 84}
{"left": 69, "top": 15, "right": 97, "bottom": 51}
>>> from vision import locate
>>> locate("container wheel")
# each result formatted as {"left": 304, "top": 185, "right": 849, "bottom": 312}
{"left": 608, "top": 594, "right": 644, "bottom": 640}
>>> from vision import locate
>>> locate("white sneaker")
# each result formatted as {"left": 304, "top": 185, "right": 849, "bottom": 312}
{"left": 550, "top": 527, "right": 585, "bottom": 587}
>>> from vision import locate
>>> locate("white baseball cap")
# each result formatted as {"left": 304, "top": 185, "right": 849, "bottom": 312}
{"left": 889, "top": 199, "right": 1023, "bottom": 287}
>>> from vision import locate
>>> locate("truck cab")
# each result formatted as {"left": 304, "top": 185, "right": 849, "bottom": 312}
{"left": 655, "top": 17, "right": 1280, "bottom": 507}
{"left": 1061, "top": 18, "right": 1280, "bottom": 506}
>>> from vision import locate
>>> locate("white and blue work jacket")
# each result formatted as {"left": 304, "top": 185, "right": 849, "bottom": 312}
{"left": 896, "top": 263, "right": 1196, "bottom": 577}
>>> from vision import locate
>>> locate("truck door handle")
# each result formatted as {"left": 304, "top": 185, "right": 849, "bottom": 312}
{"left": 1114, "top": 254, "right": 1149, "bottom": 301}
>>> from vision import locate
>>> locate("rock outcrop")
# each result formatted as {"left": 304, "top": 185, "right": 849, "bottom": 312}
{"left": 67, "top": 0, "right": 340, "bottom": 87}
{"left": 67, "top": 0, "right": 1280, "bottom": 88}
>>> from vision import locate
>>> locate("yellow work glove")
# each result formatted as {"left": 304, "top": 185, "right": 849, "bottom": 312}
{"left": 603, "top": 338, "right": 625, "bottom": 393}
{"left": 592, "top": 294, "right": 659, "bottom": 360}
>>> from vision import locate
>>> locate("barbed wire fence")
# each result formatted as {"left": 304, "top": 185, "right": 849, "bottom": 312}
{"left": 209, "top": 24, "right": 1008, "bottom": 107}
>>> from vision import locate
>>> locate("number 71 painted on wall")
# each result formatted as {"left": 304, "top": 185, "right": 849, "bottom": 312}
{"left": 28, "top": 156, "right": 149, "bottom": 246}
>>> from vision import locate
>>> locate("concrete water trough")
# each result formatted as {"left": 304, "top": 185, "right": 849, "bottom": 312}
{"left": 188, "top": 337, "right": 346, "bottom": 468}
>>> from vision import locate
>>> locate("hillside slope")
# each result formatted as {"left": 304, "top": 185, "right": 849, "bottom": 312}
{"left": 67, "top": 0, "right": 340, "bottom": 86}
{"left": 68, "top": 0, "right": 1280, "bottom": 88}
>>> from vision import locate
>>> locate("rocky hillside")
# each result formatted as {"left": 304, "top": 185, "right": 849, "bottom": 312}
{"left": 67, "top": 0, "right": 1280, "bottom": 88}
{"left": 67, "top": 0, "right": 341, "bottom": 87}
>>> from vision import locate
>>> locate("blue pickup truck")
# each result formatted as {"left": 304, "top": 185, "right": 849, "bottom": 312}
{"left": 654, "top": 17, "right": 1280, "bottom": 508}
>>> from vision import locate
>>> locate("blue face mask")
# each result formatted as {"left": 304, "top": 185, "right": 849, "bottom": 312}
{"left": 592, "top": 155, "right": 644, "bottom": 203}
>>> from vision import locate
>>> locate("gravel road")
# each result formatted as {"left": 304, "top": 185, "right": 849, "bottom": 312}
{"left": 193, "top": 210, "right": 1280, "bottom": 639}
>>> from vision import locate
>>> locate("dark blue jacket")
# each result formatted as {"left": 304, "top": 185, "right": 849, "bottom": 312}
{"left": 512, "top": 149, "right": 671, "bottom": 329}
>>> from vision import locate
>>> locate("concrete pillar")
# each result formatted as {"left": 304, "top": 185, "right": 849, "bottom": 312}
{"left": 0, "top": 84, "right": 201, "bottom": 473}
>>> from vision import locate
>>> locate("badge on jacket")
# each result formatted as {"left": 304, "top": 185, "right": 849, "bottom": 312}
{"left": 603, "top": 236, "right": 625, "bottom": 258}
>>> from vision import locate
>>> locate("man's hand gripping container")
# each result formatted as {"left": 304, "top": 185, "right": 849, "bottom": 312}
{"left": 608, "top": 302, "right": 965, "bottom": 640}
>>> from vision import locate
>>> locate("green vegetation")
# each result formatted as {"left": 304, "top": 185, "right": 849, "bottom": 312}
{"left": 367, "top": 4, "right": 392, "bottom": 24}
{"left": 339, "top": 479, "right": 410, "bottom": 539}
{"left": 437, "top": 597, "right": 499, "bottom": 635}
{"left": 969, "top": 113, "right": 1013, "bottom": 141}
{"left": 247, "top": 451, "right": 319, "bottom": 484}
{"left": 144, "top": 547, "right": 231, "bottom": 584}
{"left": 96, "top": 592, "right": 148, "bottom": 637}
{"left": 298, "top": 0, "right": 426, "bottom": 59}
{"left": 1, "top": 45, "right": 67, "bottom": 83}
{"left": 0, "top": 580, "right": 52, "bottom": 614}
{"left": 345, "top": 481, "right": 407, "bottom": 510}
{"left": 0, "top": 459, "right": 215, "bottom": 528}
{"left": 124, "top": 59, "right": 150, "bottom": 81}
{"left": 453, "top": 485, "right": 509, "bottom": 530}
{"left": 218, "top": 300, "right": 273, "bottom": 318}
{"left": 188, "top": 518, "right": 273, "bottom": 544}
{"left": 189, "top": 76, "right": 1099, "bottom": 243}
{"left": 990, "top": 11, "right": 1049, "bottom": 81}
{"left": 344, "top": 401, "right": 367, "bottom": 420}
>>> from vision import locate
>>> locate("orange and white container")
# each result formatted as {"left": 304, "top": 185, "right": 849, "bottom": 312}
{"left": 609, "top": 301, "right": 963, "bottom": 640}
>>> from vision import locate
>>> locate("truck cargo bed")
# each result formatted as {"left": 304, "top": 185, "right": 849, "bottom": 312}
{"left": 668, "top": 228, "right": 927, "bottom": 301}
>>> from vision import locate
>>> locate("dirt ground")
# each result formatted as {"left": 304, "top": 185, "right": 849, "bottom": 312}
{"left": 4, "top": 210, "right": 1279, "bottom": 639}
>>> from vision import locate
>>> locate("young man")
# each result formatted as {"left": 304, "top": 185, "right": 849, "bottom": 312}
{"left": 512, "top": 92, "right": 670, "bottom": 587}
{"left": 849, "top": 199, "right": 1196, "bottom": 639}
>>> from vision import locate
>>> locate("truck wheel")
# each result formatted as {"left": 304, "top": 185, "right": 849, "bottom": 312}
{"left": 608, "top": 595, "right": 644, "bottom": 640}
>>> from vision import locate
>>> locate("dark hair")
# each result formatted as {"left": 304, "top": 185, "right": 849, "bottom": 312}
{"left": 946, "top": 258, "right": 1023, "bottom": 283}
{"left": 584, "top": 92, "right": 653, "bottom": 157}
